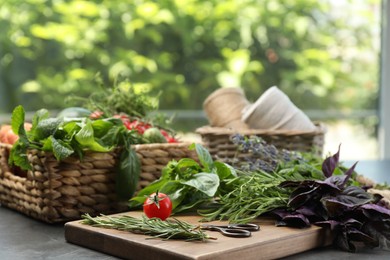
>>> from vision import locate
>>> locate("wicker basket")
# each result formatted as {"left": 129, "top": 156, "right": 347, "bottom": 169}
{"left": 0, "top": 142, "right": 197, "bottom": 223}
{"left": 196, "top": 122, "right": 327, "bottom": 163}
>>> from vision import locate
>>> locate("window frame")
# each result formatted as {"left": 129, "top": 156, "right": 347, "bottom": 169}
{"left": 379, "top": 0, "right": 390, "bottom": 159}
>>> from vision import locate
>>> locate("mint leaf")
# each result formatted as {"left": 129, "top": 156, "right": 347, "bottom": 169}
{"left": 29, "top": 108, "right": 49, "bottom": 139}
{"left": 50, "top": 136, "right": 74, "bottom": 161}
{"left": 9, "top": 106, "right": 31, "bottom": 170}
{"left": 9, "top": 142, "right": 32, "bottom": 170}
{"left": 11, "top": 105, "right": 25, "bottom": 134}
{"left": 75, "top": 119, "right": 112, "bottom": 152}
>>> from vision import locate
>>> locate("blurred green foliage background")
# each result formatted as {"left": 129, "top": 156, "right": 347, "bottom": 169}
{"left": 0, "top": 0, "right": 381, "bottom": 131}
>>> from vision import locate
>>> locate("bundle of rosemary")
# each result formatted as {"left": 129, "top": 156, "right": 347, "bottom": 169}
{"left": 81, "top": 214, "right": 216, "bottom": 241}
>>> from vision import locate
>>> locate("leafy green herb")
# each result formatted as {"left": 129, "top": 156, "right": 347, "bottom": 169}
{"left": 8, "top": 105, "right": 144, "bottom": 200}
{"left": 81, "top": 213, "right": 216, "bottom": 241}
{"left": 198, "top": 171, "right": 295, "bottom": 224}
{"left": 67, "top": 80, "right": 158, "bottom": 118}
{"left": 129, "top": 143, "right": 236, "bottom": 213}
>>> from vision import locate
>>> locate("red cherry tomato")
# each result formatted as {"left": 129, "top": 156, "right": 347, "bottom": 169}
{"left": 160, "top": 129, "right": 178, "bottom": 143}
{"left": 143, "top": 191, "right": 172, "bottom": 220}
{"left": 90, "top": 110, "right": 104, "bottom": 119}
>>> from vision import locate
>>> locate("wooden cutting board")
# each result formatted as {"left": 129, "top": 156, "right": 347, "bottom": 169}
{"left": 64, "top": 211, "right": 332, "bottom": 260}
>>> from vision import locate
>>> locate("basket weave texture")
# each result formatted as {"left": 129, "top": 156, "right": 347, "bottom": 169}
{"left": 196, "top": 122, "right": 326, "bottom": 163}
{"left": 0, "top": 142, "right": 197, "bottom": 223}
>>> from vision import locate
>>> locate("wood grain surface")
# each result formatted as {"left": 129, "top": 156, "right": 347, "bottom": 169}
{"left": 64, "top": 211, "right": 332, "bottom": 260}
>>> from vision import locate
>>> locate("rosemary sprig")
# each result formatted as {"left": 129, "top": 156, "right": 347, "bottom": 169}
{"left": 81, "top": 214, "right": 216, "bottom": 241}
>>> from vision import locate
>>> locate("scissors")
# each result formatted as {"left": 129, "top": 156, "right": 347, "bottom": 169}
{"left": 201, "top": 223, "right": 260, "bottom": 238}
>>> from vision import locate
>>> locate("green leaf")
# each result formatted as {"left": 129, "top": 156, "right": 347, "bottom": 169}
{"left": 50, "top": 136, "right": 74, "bottom": 161}
{"left": 34, "top": 118, "right": 62, "bottom": 141}
{"left": 91, "top": 119, "right": 114, "bottom": 138}
{"left": 11, "top": 105, "right": 25, "bottom": 134}
{"left": 176, "top": 158, "right": 201, "bottom": 169}
{"left": 75, "top": 119, "right": 112, "bottom": 152}
{"left": 116, "top": 148, "right": 141, "bottom": 200}
{"left": 128, "top": 177, "right": 167, "bottom": 209}
{"left": 159, "top": 181, "right": 187, "bottom": 210}
{"left": 9, "top": 142, "right": 31, "bottom": 170}
{"left": 214, "top": 161, "right": 237, "bottom": 179}
{"left": 8, "top": 106, "right": 30, "bottom": 170}
{"left": 182, "top": 172, "right": 219, "bottom": 197}
{"left": 29, "top": 108, "right": 50, "bottom": 139}
{"left": 189, "top": 143, "right": 214, "bottom": 172}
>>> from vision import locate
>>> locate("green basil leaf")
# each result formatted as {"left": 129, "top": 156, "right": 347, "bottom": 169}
{"left": 176, "top": 158, "right": 201, "bottom": 169}
{"left": 189, "top": 143, "right": 214, "bottom": 172}
{"left": 159, "top": 181, "right": 187, "bottom": 210}
{"left": 214, "top": 161, "right": 237, "bottom": 179}
{"left": 182, "top": 172, "right": 219, "bottom": 197}
{"left": 116, "top": 148, "right": 141, "bottom": 200}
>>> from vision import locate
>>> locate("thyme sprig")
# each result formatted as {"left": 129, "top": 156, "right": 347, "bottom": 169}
{"left": 81, "top": 214, "right": 216, "bottom": 241}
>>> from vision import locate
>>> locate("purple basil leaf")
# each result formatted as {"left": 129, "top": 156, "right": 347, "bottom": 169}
{"left": 335, "top": 230, "right": 356, "bottom": 252}
{"left": 340, "top": 161, "right": 358, "bottom": 188}
{"left": 281, "top": 213, "right": 311, "bottom": 228}
{"left": 279, "top": 180, "right": 302, "bottom": 188}
{"left": 360, "top": 203, "right": 390, "bottom": 220}
{"left": 372, "top": 193, "right": 384, "bottom": 204}
{"left": 272, "top": 209, "right": 311, "bottom": 228}
{"left": 344, "top": 218, "right": 364, "bottom": 229}
{"left": 295, "top": 204, "right": 328, "bottom": 221}
{"left": 362, "top": 221, "right": 390, "bottom": 250}
{"left": 323, "top": 186, "right": 374, "bottom": 213}
{"left": 316, "top": 176, "right": 344, "bottom": 191}
{"left": 288, "top": 185, "right": 320, "bottom": 209}
{"left": 321, "top": 198, "right": 355, "bottom": 217}
{"left": 315, "top": 220, "right": 341, "bottom": 230}
{"left": 275, "top": 220, "right": 287, "bottom": 227}
{"left": 346, "top": 227, "right": 378, "bottom": 249}
{"left": 322, "top": 144, "right": 341, "bottom": 178}
{"left": 272, "top": 208, "right": 291, "bottom": 219}
{"left": 296, "top": 206, "right": 317, "bottom": 217}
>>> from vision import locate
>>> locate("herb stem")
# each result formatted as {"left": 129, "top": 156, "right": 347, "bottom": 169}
{"left": 81, "top": 214, "right": 216, "bottom": 241}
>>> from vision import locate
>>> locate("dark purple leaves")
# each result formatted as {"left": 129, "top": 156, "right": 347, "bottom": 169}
{"left": 359, "top": 203, "right": 390, "bottom": 220}
{"left": 340, "top": 161, "right": 358, "bottom": 188}
{"left": 273, "top": 209, "right": 311, "bottom": 228}
{"left": 322, "top": 144, "right": 341, "bottom": 178}
{"left": 275, "top": 145, "right": 390, "bottom": 253}
{"left": 321, "top": 186, "right": 374, "bottom": 217}
{"left": 287, "top": 184, "right": 319, "bottom": 209}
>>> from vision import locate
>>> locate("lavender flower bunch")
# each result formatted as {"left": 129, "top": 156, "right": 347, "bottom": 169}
{"left": 230, "top": 134, "right": 305, "bottom": 172}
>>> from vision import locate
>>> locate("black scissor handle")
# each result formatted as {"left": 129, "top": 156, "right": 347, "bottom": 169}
{"left": 227, "top": 223, "right": 260, "bottom": 231}
{"left": 211, "top": 226, "right": 252, "bottom": 238}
